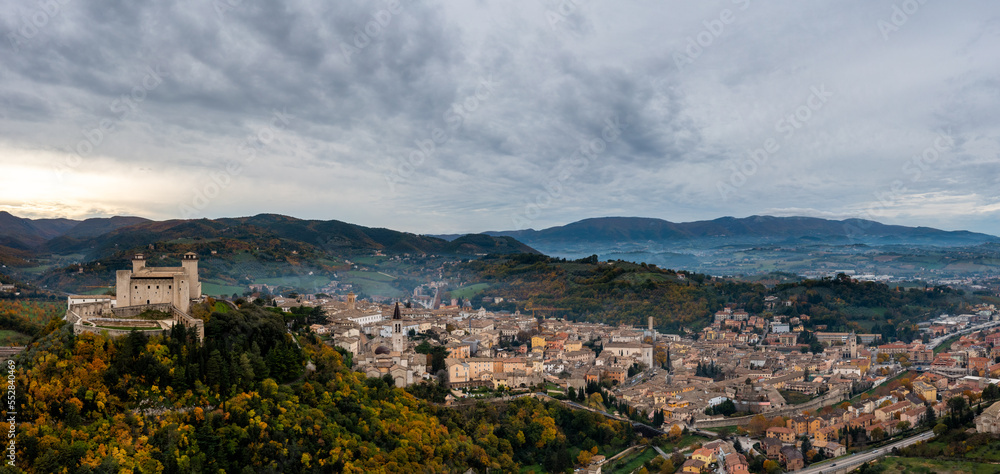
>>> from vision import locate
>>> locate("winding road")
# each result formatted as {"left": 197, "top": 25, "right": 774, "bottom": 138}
{"left": 798, "top": 430, "right": 934, "bottom": 474}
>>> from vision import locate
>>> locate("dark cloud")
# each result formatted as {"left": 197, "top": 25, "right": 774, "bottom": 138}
{"left": 0, "top": 0, "right": 998, "bottom": 235}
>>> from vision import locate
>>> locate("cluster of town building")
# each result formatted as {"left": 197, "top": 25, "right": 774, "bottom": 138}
{"left": 295, "top": 292, "right": 1000, "bottom": 471}
{"left": 45, "top": 254, "right": 1000, "bottom": 473}
{"left": 677, "top": 439, "right": 749, "bottom": 474}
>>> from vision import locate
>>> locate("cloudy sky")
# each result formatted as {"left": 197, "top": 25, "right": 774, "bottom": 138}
{"left": 1, "top": 0, "right": 998, "bottom": 235}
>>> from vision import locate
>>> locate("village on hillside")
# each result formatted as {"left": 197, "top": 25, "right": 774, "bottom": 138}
{"left": 289, "top": 289, "right": 1000, "bottom": 473}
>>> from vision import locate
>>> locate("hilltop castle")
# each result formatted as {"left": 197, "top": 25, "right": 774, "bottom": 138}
{"left": 66, "top": 253, "right": 205, "bottom": 340}
{"left": 115, "top": 253, "right": 201, "bottom": 313}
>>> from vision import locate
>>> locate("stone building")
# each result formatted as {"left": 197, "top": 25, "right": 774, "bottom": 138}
{"left": 355, "top": 303, "right": 428, "bottom": 387}
{"left": 976, "top": 401, "right": 1000, "bottom": 434}
{"left": 115, "top": 253, "right": 201, "bottom": 313}
{"left": 65, "top": 253, "right": 205, "bottom": 340}
{"left": 602, "top": 342, "right": 654, "bottom": 367}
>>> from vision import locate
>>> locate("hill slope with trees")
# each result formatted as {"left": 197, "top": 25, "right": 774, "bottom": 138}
{"left": 458, "top": 254, "right": 995, "bottom": 336}
{"left": 11, "top": 303, "right": 632, "bottom": 473}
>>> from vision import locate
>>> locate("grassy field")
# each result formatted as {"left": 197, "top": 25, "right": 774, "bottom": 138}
{"left": 936, "top": 334, "right": 963, "bottom": 354}
{"left": 344, "top": 270, "right": 396, "bottom": 282}
{"left": 659, "top": 434, "right": 709, "bottom": 452}
{"left": 604, "top": 447, "right": 659, "bottom": 474}
{"left": 352, "top": 256, "right": 389, "bottom": 265}
{"left": 94, "top": 325, "right": 160, "bottom": 331}
{"left": 342, "top": 271, "right": 405, "bottom": 297}
{"left": 846, "top": 371, "right": 916, "bottom": 405}
{"left": 213, "top": 302, "right": 231, "bottom": 313}
{"left": 256, "top": 275, "right": 334, "bottom": 288}
{"left": 201, "top": 281, "right": 246, "bottom": 298}
{"left": 0, "top": 330, "right": 32, "bottom": 346}
{"left": 780, "top": 390, "right": 813, "bottom": 405}
{"left": 449, "top": 283, "right": 490, "bottom": 300}
{"left": 879, "top": 456, "right": 1000, "bottom": 473}
{"left": 702, "top": 425, "right": 740, "bottom": 433}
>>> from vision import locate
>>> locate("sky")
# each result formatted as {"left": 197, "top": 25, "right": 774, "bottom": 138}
{"left": 1, "top": 0, "right": 999, "bottom": 235}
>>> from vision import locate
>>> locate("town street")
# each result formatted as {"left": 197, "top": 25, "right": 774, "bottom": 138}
{"left": 799, "top": 430, "right": 935, "bottom": 474}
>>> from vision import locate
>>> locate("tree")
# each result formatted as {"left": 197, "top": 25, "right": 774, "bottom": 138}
{"left": 924, "top": 405, "right": 937, "bottom": 427}
{"left": 747, "top": 414, "right": 769, "bottom": 437}
{"left": 587, "top": 392, "right": 604, "bottom": 410}
{"left": 800, "top": 436, "right": 812, "bottom": 466}
{"left": 983, "top": 383, "right": 1000, "bottom": 401}
{"left": 895, "top": 421, "right": 910, "bottom": 432}
{"left": 668, "top": 425, "right": 683, "bottom": 442}
{"left": 933, "top": 423, "right": 948, "bottom": 436}
{"left": 652, "top": 410, "right": 665, "bottom": 427}
{"left": 871, "top": 427, "right": 885, "bottom": 441}
{"left": 947, "top": 396, "right": 967, "bottom": 418}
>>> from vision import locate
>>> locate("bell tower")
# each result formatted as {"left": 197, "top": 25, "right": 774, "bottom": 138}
{"left": 848, "top": 330, "right": 858, "bottom": 359}
{"left": 391, "top": 302, "right": 404, "bottom": 353}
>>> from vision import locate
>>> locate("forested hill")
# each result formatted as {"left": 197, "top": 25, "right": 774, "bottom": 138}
{"left": 460, "top": 254, "right": 992, "bottom": 338}
{"left": 462, "top": 254, "right": 758, "bottom": 331}
{"left": 40, "top": 213, "right": 537, "bottom": 261}
{"left": 11, "top": 302, "right": 632, "bottom": 473}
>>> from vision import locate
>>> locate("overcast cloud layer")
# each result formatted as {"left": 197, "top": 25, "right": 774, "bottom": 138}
{"left": 1, "top": 0, "right": 998, "bottom": 235}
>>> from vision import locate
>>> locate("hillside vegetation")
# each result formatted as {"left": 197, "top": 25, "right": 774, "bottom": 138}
{"left": 11, "top": 303, "right": 632, "bottom": 473}
{"left": 460, "top": 254, "right": 992, "bottom": 337}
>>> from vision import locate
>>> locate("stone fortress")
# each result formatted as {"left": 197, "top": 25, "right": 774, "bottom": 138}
{"left": 65, "top": 253, "right": 206, "bottom": 340}
{"left": 115, "top": 253, "right": 201, "bottom": 313}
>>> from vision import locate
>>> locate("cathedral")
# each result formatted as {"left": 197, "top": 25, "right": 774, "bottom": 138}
{"left": 356, "top": 303, "right": 429, "bottom": 387}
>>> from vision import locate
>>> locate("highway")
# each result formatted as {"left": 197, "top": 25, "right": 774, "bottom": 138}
{"left": 798, "top": 430, "right": 935, "bottom": 474}
{"left": 926, "top": 319, "right": 1000, "bottom": 351}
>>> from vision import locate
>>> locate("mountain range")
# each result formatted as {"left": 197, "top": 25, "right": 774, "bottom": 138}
{"left": 0, "top": 211, "right": 535, "bottom": 261}
{"left": 4, "top": 212, "right": 999, "bottom": 288}
{"left": 474, "top": 216, "right": 1000, "bottom": 247}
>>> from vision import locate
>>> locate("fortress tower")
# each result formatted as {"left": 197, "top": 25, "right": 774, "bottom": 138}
{"left": 115, "top": 252, "right": 202, "bottom": 314}
{"left": 181, "top": 252, "right": 201, "bottom": 299}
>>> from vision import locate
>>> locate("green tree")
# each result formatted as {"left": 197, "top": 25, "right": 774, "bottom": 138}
{"left": 947, "top": 396, "right": 967, "bottom": 418}
{"left": 983, "top": 383, "right": 1000, "bottom": 401}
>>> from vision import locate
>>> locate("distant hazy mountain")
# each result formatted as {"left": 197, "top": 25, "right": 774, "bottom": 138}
{"left": 62, "top": 216, "right": 152, "bottom": 238}
{"left": 28, "top": 213, "right": 537, "bottom": 260}
{"left": 0, "top": 211, "right": 72, "bottom": 248}
{"left": 0, "top": 211, "right": 152, "bottom": 249}
{"left": 478, "top": 216, "right": 999, "bottom": 247}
